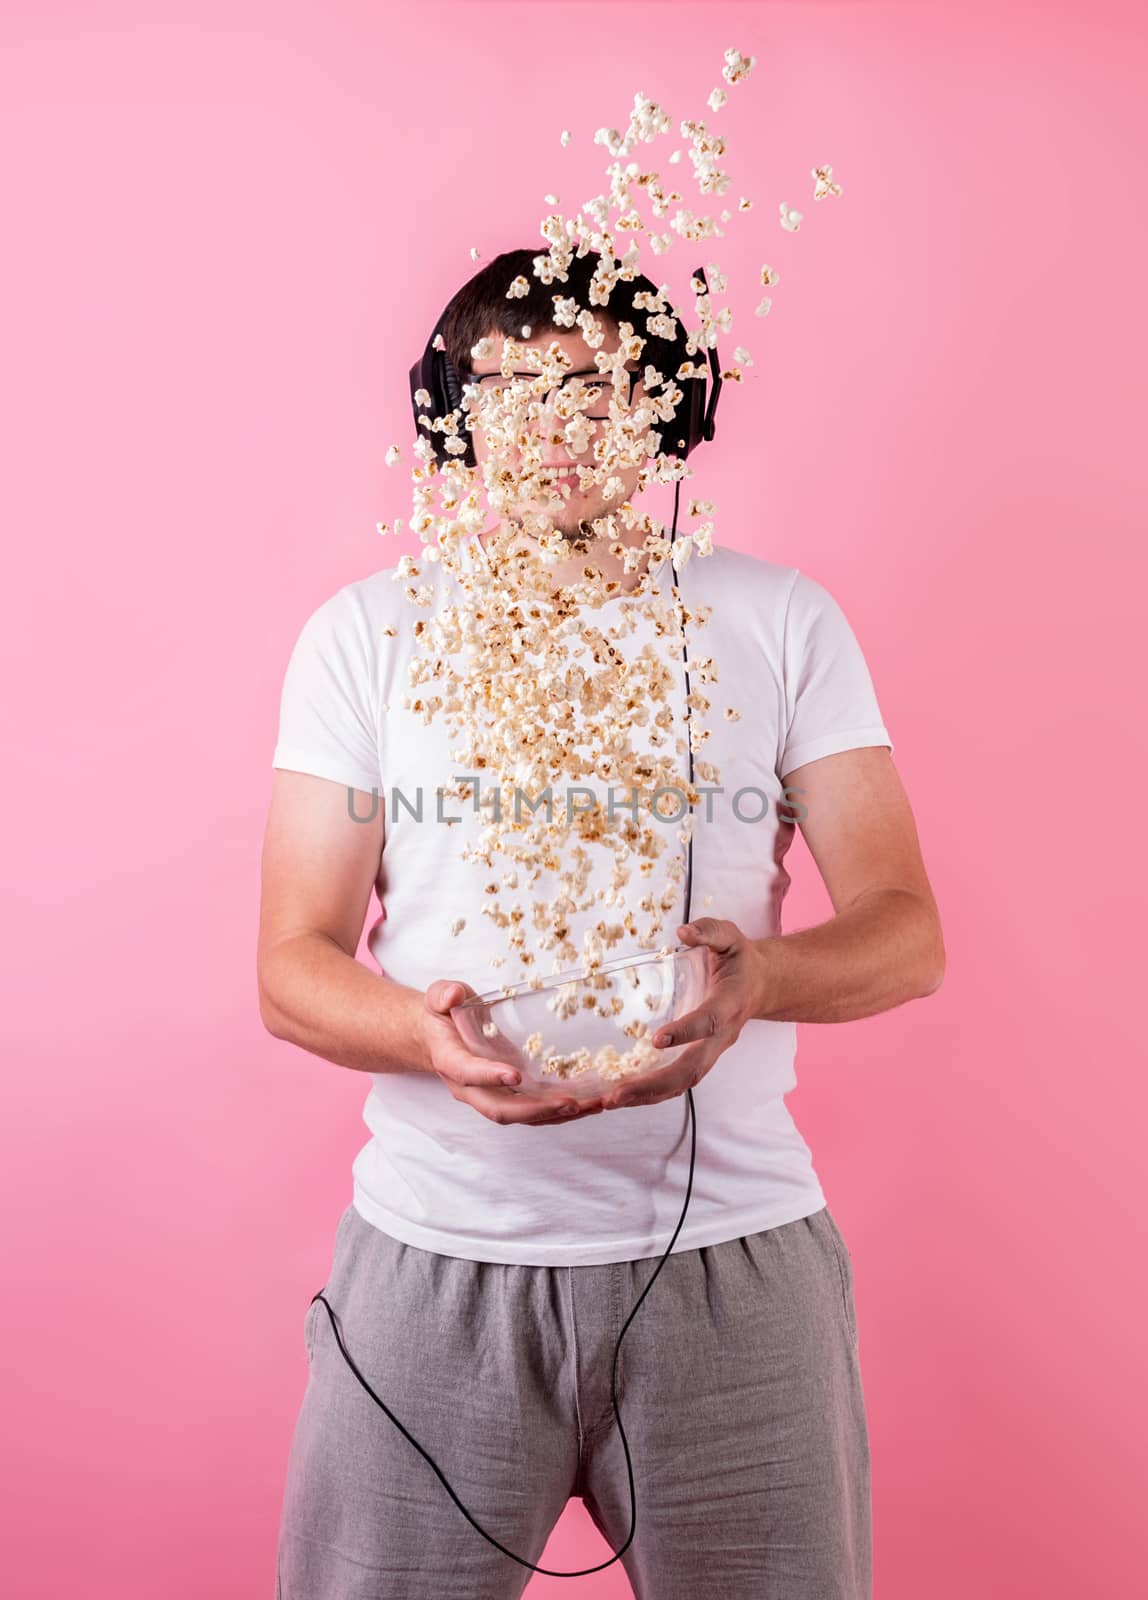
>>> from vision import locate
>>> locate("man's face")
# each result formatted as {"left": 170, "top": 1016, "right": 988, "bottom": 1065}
{"left": 463, "top": 322, "right": 654, "bottom": 542}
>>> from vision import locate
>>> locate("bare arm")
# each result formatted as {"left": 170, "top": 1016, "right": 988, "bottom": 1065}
{"left": 260, "top": 932, "right": 433, "bottom": 1074}
{"left": 257, "top": 769, "right": 431, "bottom": 1074}
{"left": 752, "top": 745, "right": 945, "bottom": 1023}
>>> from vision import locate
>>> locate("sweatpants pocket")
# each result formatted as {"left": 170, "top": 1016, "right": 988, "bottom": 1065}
{"left": 820, "top": 1206, "right": 859, "bottom": 1351}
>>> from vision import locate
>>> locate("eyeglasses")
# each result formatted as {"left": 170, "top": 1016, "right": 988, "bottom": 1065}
{"left": 461, "top": 364, "right": 641, "bottom": 422}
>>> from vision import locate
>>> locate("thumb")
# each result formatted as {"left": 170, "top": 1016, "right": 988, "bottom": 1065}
{"left": 679, "top": 917, "right": 739, "bottom": 953}
{"left": 425, "top": 979, "right": 467, "bottom": 1016}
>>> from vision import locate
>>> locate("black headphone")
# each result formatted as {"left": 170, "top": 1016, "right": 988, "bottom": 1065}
{"left": 309, "top": 263, "right": 725, "bottom": 1581}
{"left": 408, "top": 261, "right": 723, "bottom": 470}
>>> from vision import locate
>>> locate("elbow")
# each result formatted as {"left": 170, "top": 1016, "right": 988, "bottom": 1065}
{"left": 260, "top": 1001, "right": 285, "bottom": 1040}
{"left": 919, "top": 963, "right": 945, "bottom": 998}
{"left": 257, "top": 973, "right": 288, "bottom": 1039}
{"left": 917, "top": 930, "right": 946, "bottom": 998}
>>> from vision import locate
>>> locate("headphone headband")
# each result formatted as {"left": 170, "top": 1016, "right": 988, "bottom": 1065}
{"left": 409, "top": 263, "right": 724, "bottom": 469}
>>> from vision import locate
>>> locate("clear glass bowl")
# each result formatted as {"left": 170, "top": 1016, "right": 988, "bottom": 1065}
{"left": 449, "top": 944, "right": 709, "bottom": 1101}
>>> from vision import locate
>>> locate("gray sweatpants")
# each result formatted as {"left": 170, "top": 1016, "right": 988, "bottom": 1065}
{"left": 276, "top": 1201, "right": 871, "bottom": 1598}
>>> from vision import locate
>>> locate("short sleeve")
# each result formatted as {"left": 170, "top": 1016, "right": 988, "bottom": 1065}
{"left": 778, "top": 569, "right": 893, "bottom": 780}
{"left": 272, "top": 585, "right": 381, "bottom": 793}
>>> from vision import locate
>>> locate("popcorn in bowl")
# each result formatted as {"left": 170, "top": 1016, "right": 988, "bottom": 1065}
{"left": 449, "top": 943, "right": 709, "bottom": 1099}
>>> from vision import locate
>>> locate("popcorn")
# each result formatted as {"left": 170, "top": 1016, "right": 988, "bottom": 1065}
{"left": 721, "top": 47, "right": 756, "bottom": 85}
{"left": 812, "top": 164, "right": 842, "bottom": 200}
{"left": 385, "top": 445, "right": 402, "bottom": 466}
{"left": 779, "top": 202, "right": 803, "bottom": 232}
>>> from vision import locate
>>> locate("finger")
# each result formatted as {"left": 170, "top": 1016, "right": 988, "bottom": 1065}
{"left": 524, "top": 1098, "right": 606, "bottom": 1126}
{"left": 461, "top": 1083, "right": 605, "bottom": 1126}
{"left": 650, "top": 1005, "right": 722, "bottom": 1051}
{"left": 608, "top": 1080, "right": 684, "bottom": 1109}
{"left": 604, "top": 1044, "right": 709, "bottom": 1108}
{"left": 677, "top": 917, "right": 742, "bottom": 955}
{"left": 425, "top": 978, "right": 473, "bottom": 1015}
{"left": 435, "top": 1036, "right": 524, "bottom": 1090}
{"left": 424, "top": 981, "right": 523, "bottom": 1088}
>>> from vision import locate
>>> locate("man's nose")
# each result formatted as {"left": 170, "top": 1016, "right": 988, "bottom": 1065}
{"left": 527, "top": 386, "right": 565, "bottom": 426}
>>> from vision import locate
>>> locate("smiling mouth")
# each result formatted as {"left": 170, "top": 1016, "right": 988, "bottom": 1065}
{"left": 537, "top": 469, "right": 583, "bottom": 488}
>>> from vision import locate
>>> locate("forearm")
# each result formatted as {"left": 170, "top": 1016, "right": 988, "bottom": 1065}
{"left": 259, "top": 932, "right": 432, "bottom": 1075}
{"left": 750, "top": 888, "right": 944, "bottom": 1024}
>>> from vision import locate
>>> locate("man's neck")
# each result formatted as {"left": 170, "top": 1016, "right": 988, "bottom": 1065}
{"left": 477, "top": 520, "right": 653, "bottom": 597}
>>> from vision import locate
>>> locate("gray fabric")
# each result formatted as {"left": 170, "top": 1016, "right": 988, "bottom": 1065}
{"left": 276, "top": 1201, "right": 871, "bottom": 1598}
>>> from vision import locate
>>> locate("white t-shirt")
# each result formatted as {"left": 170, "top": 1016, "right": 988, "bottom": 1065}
{"left": 271, "top": 536, "right": 893, "bottom": 1265}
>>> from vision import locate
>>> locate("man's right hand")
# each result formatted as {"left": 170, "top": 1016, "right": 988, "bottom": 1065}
{"left": 421, "top": 979, "right": 606, "bottom": 1127}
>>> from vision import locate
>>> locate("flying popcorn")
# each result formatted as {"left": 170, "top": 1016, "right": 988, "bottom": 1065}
{"left": 370, "top": 43, "right": 844, "bottom": 1043}
{"left": 721, "top": 47, "right": 756, "bottom": 84}
{"left": 812, "top": 164, "right": 843, "bottom": 199}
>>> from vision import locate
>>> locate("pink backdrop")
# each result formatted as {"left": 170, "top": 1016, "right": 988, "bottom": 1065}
{"left": 3, "top": 1, "right": 1145, "bottom": 1595}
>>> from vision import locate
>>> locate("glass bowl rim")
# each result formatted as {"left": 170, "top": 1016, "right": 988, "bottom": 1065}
{"left": 451, "top": 942, "right": 695, "bottom": 1012}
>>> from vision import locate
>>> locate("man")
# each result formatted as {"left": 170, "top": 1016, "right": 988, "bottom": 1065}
{"left": 261, "top": 248, "right": 945, "bottom": 1598}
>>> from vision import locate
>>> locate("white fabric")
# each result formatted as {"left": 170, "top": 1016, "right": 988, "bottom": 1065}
{"left": 272, "top": 537, "right": 893, "bottom": 1264}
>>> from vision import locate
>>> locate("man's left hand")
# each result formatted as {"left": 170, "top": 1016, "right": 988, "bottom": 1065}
{"left": 602, "top": 918, "right": 762, "bottom": 1111}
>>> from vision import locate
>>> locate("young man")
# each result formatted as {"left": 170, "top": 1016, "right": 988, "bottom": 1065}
{"left": 261, "top": 249, "right": 945, "bottom": 1598}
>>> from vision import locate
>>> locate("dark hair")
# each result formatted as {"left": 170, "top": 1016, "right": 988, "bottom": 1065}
{"left": 438, "top": 247, "right": 689, "bottom": 438}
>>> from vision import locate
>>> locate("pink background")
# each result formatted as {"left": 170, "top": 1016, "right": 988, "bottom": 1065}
{"left": 3, "top": 1, "right": 1146, "bottom": 1594}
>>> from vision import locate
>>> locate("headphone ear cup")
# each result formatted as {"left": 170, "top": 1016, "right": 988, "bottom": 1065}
{"left": 671, "top": 366, "right": 704, "bottom": 460}
{"left": 687, "top": 369, "right": 707, "bottom": 458}
{"left": 438, "top": 350, "right": 461, "bottom": 416}
{"left": 433, "top": 348, "right": 475, "bottom": 470}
